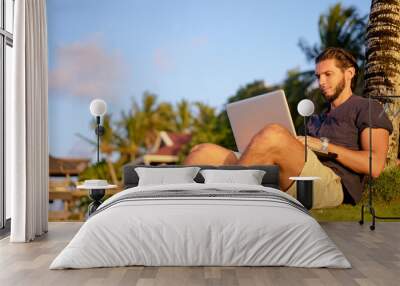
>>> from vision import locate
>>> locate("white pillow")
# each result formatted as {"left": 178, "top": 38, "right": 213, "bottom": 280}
{"left": 135, "top": 167, "right": 201, "bottom": 186}
{"left": 200, "top": 169, "right": 266, "bottom": 185}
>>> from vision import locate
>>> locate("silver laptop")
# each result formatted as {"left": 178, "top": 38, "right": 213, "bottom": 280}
{"left": 226, "top": 89, "right": 296, "bottom": 153}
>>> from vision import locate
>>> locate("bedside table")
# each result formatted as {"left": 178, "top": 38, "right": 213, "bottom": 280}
{"left": 289, "top": 176, "right": 320, "bottom": 210}
{"left": 77, "top": 180, "right": 117, "bottom": 216}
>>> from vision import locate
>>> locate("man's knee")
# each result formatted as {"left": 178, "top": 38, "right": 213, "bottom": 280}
{"left": 190, "top": 143, "right": 219, "bottom": 154}
{"left": 251, "top": 124, "right": 292, "bottom": 147}
{"left": 185, "top": 143, "right": 237, "bottom": 165}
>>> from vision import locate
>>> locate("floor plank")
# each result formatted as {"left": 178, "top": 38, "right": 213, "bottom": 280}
{"left": 0, "top": 222, "right": 399, "bottom": 286}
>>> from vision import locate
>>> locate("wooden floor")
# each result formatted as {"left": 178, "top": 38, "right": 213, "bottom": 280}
{"left": 0, "top": 222, "right": 399, "bottom": 286}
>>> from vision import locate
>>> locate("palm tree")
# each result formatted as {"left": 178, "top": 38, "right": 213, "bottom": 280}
{"left": 299, "top": 3, "right": 367, "bottom": 63}
{"left": 175, "top": 99, "right": 192, "bottom": 133}
{"left": 115, "top": 93, "right": 161, "bottom": 161}
{"left": 364, "top": 0, "right": 400, "bottom": 168}
{"left": 114, "top": 92, "right": 183, "bottom": 163}
{"left": 114, "top": 104, "right": 142, "bottom": 163}
{"left": 179, "top": 102, "right": 227, "bottom": 154}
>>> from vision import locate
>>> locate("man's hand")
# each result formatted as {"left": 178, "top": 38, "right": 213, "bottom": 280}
{"left": 296, "top": 136, "right": 324, "bottom": 152}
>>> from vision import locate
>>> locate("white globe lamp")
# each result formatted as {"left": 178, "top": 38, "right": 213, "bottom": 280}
{"left": 90, "top": 99, "right": 107, "bottom": 117}
{"left": 297, "top": 99, "right": 315, "bottom": 162}
{"left": 89, "top": 99, "right": 107, "bottom": 164}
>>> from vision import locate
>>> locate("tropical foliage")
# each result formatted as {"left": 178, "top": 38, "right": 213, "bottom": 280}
{"left": 298, "top": 3, "right": 366, "bottom": 62}
{"left": 367, "top": 166, "right": 400, "bottom": 204}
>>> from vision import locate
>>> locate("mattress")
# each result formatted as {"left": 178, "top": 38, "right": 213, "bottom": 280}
{"left": 50, "top": 183, "right": 351, "bottom": 269}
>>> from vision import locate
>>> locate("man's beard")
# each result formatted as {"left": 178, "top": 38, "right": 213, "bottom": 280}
{"left": 322, "top": 76, "right": 345, "bottom": 103}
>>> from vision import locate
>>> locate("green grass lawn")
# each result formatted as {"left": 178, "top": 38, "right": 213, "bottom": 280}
{"left": 311, "top": 199, "right": 400, "bottom": 222}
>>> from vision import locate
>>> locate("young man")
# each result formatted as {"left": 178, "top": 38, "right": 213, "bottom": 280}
{"left": 184, "top": 47, "right": 393, "bottom": 209}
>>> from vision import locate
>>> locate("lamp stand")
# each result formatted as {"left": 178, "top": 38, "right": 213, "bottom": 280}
{"left": 95, "top": 116, "right": 105, "bottom": 164}
{"left": 88, "top": 189, "right": 105, "bottom": 216}
{"left": 304, "top": 116, "right": 308, "bottom": 162}
{"left": 359, "top": 95, "right": 400, "bottom": 230}
{"left": 88, "top": 117, "right": 107, "bottom": 217}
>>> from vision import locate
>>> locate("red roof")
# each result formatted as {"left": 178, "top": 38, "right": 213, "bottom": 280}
{"left": 151, "top": 132, "right": 192, "bottom": 156}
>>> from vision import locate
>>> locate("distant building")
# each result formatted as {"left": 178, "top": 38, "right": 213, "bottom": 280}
{"left": 49, "top": 155, "right": 90, "bottom": 220}
{"left": 134, "top": 131, "right": 192, "bottom": 165}
{"left": 49, "top": 155, "right": 90, "bottom": 177}
{"left": 49, "top": 155, "right": 90, "bottom": 189}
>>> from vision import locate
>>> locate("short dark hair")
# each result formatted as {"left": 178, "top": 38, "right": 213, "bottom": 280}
{"left": 315, "top": 47, "right": 359, "bottom": 90}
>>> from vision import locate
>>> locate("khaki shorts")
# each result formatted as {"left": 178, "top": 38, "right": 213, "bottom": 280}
{"left": 234, "top": 150, "right": 343, "bottom": 209}
{"left": 286, "top": 150, "right": 343, "bottom": 209}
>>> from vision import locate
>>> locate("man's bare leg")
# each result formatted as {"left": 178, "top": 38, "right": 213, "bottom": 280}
{"left": 183, "top": 143, "right": 238, "bottom": 165}
{"left": 238, "top": 124, "right": 306, "bottom": 190}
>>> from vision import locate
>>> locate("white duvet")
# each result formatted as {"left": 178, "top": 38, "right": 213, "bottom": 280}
{"left": 50, "top": 183, "right": 351, "bottom": 269}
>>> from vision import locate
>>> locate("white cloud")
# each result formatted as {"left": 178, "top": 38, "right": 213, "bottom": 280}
{"left": 49, "top": 38, "right": 129, "bottom": 99}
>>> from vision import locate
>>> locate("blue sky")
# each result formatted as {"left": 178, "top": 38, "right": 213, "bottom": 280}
{"left": 47, "top": 0, "right": 371, "bottom": 159}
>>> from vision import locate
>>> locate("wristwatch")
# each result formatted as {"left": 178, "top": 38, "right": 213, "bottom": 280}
{"left": 320, "top": 137, "right": 329, "bottom": 152}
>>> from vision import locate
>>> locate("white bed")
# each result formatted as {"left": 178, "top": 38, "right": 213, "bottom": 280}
{"left": 50, "top": 183, "right": 351, "bottom": 269}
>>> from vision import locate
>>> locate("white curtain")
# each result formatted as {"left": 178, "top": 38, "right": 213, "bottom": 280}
{"left": 7, "top": 0, "right": 49, "bottom": 242}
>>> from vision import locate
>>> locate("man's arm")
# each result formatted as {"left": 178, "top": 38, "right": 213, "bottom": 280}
{"left": 298, "top": 128, "right": 389, "bottom": 178}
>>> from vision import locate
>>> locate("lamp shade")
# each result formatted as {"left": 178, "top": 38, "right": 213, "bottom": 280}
{"left": 89, "top": 99, "right": 107, "bottom": 116}
{"left": 297, "top": 99, "right": 314, "bottom": 116}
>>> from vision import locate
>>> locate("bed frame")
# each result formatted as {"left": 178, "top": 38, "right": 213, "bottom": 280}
{"left": 123, "top": 164, "right": 280, "bottom": 190}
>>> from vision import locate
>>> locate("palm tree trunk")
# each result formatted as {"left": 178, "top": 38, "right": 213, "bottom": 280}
{"left": 364, "top": 0, "right": 400, "bottom": 168}
{"left": 106, "top": 158, "right": 119, "bottom": 186}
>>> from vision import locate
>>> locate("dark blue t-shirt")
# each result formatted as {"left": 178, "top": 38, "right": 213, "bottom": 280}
{"left": 307, "top": 95, "right": 393, "bottom": 203}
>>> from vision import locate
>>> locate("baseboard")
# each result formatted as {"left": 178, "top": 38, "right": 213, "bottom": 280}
{"left": 0, "top": 218, "right": 11, "bottom": 239}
